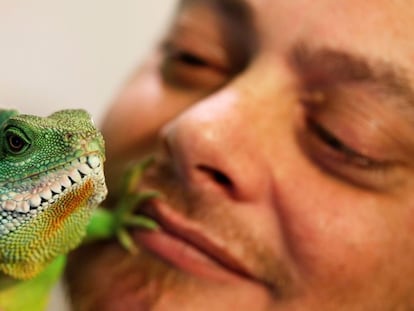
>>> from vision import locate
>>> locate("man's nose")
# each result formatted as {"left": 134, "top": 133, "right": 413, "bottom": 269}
{"left": 161, "top": 90, "right": 269, "bottom": 202}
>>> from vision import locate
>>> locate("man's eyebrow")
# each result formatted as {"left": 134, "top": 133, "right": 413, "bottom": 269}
{"left": 182, "top": 0, "right": 252, "bottom": 19}
{"left": 290, "top": 44, "right": 414, "bottom": 112}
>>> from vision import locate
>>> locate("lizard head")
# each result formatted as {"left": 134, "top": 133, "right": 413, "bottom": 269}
{"left": 0, "top": 109, "right": 107, "bottom": 279}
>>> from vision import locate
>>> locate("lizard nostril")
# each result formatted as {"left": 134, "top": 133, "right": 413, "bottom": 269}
{"left": 65, "top": 133, "right": 74, "bottom": 141}
{"left": 196, "top": 164, "right": 234, "bottom": 190}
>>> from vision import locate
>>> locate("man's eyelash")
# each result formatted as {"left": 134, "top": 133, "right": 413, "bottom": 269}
{"left": 166, "top": 49, "right": 208, "bottom": 67}
{"left": 306, "top": 117, "right": 382, "bottom": 169}
{"left": 176, "top": 52, "right": 208, "bottom": 67}
{"left": 307, "top": 118, "right": 352, "bottom": 154}
{"left": 162, "top": 41, "right": 208, "bottom": 67}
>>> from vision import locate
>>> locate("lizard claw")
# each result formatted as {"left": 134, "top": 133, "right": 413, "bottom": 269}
{"left": 115, "top": 191, "right": 159, "bottom": 254}
{"left": 114, "top": 158, "right": 160, "bottom": 254}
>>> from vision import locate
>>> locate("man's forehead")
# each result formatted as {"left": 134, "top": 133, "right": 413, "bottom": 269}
{"left": 177, "top": 1, "right": 414, "bottom": 74}
{"left": 179, "top": 0, "right": 261, "bottom": 13}
{"left": 179, "top": 0, "right": 414, "bottom": 22}
{"left": 177, "top": 0, "right": 413, "bottom": 32}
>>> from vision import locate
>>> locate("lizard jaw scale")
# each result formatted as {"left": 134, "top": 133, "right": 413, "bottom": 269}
{"left": 0, "top": 154, "right": 105, "bottom": 235}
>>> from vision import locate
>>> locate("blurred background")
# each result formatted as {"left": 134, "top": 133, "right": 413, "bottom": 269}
{"left": 0, "top": 1, "right": 177, "bottom": 310}
{"left": 0, "top": 1, "right": 177, "bottom": 124}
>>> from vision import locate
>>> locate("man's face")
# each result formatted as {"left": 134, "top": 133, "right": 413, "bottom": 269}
{"left": 67, "top": 0, "right": 414, "bottom": 310}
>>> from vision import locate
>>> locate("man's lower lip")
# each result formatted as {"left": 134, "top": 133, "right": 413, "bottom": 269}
{"left": 133, "top": 229, "right": 248, "bottom": 283}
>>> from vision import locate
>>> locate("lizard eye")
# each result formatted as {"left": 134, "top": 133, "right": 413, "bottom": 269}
{"left": 7, "top": 134, "right": 25, "bottom": 152}
{"left": 4, "top": 128, "right": 30, "bottom": 154}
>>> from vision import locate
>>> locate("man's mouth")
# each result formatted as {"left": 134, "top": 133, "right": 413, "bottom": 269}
{"left": 132, "top": 198, "right": 264, "bottom": 285}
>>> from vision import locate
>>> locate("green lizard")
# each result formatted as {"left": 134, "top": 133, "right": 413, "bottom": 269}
{"left": 0, "top": 109, "right": 156, "bottom": 311}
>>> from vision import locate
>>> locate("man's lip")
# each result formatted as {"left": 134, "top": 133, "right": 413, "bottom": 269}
{"left": 133, "top": 199, "right": 263, "bottom": 285}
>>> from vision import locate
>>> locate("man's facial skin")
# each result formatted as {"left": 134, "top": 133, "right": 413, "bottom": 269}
{"left": 66, "top": 0, "right": 414, "bottom": 310}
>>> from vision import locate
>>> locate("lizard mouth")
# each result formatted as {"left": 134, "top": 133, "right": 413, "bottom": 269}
{"left": 0, "top": 153, "right": 106, "bottom": 234}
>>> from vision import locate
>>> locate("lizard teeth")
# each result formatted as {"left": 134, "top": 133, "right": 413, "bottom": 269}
{"left": 29, "top": 194, "right": 42, "bottom": 208}
{"left": 13, "top": 194, "right": 24, "bottom": 202}
{"left": 87, "top": 155, "right": 100, "bottom": 169}
{"left": 4, "top": 201, "right": 16, "bottom": 211}
{"left": 78, "top": 163, "right": 92, "bottom": 175}
{"left": 40, "top": 189, "right": 53, "bottom": 201}
{"left": 69, "top": 169, "right": 82, "bottom": 184}
{"left": 50, "top": 182, "right": 62, "bottom": 194}
{"left": 0, "top": 154, "right": 105, "bottom": 219}
{"left": 15, "top": 201, "right": 30, "bottom": 213}
{"left": 60, "top": 176, "right": 72, "bottom": 189}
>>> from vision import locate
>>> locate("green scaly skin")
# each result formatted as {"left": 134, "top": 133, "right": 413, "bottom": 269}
{"left": 0, "top": 109, "right": 157, "bottom": 311}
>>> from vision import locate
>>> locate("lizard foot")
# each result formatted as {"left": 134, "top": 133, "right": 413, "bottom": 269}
{"left": 86, "top": 157, "right": 159, "bottom": 254}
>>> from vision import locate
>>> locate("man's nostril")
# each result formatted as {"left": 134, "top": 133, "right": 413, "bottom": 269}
{"left": 196, "top": 164, "right": 234, "bottom": 189}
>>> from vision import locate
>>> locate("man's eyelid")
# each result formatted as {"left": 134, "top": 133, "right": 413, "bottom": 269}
{"left": 162, "top": 26, "right": 230, "bottom": 73}
{"left": 170, "top": 0, "right": 257, "bottom": 73}
{"left": 298, "top": 83, "right": 414, "bottom": 167}
{"left": 171, "top": 4, "right": 227, "bottom": 52}
{"left": 159, "top": 22, "right": 233, "bottom": 90}
{"left": 298, "top": 118, "right": 400, "bottom": 191}
{"left": 306, "top": 117, "right": 385, "bottom": 167}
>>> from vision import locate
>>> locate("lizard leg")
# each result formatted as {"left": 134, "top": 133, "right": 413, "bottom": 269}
{"left": 115, "top": 191, "right": 159, "bottom": 254}
{"left": 86, "top": 157, "right": 159, "bottom": 254}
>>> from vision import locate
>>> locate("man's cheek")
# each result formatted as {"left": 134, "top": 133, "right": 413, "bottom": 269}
{"left": 305, "top": 209, "right": 391, "bottom": 283}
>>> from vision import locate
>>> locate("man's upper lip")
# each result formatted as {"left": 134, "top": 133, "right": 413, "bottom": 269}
{"left": 137, "top": 199, "right": 260, "bottom": 283}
